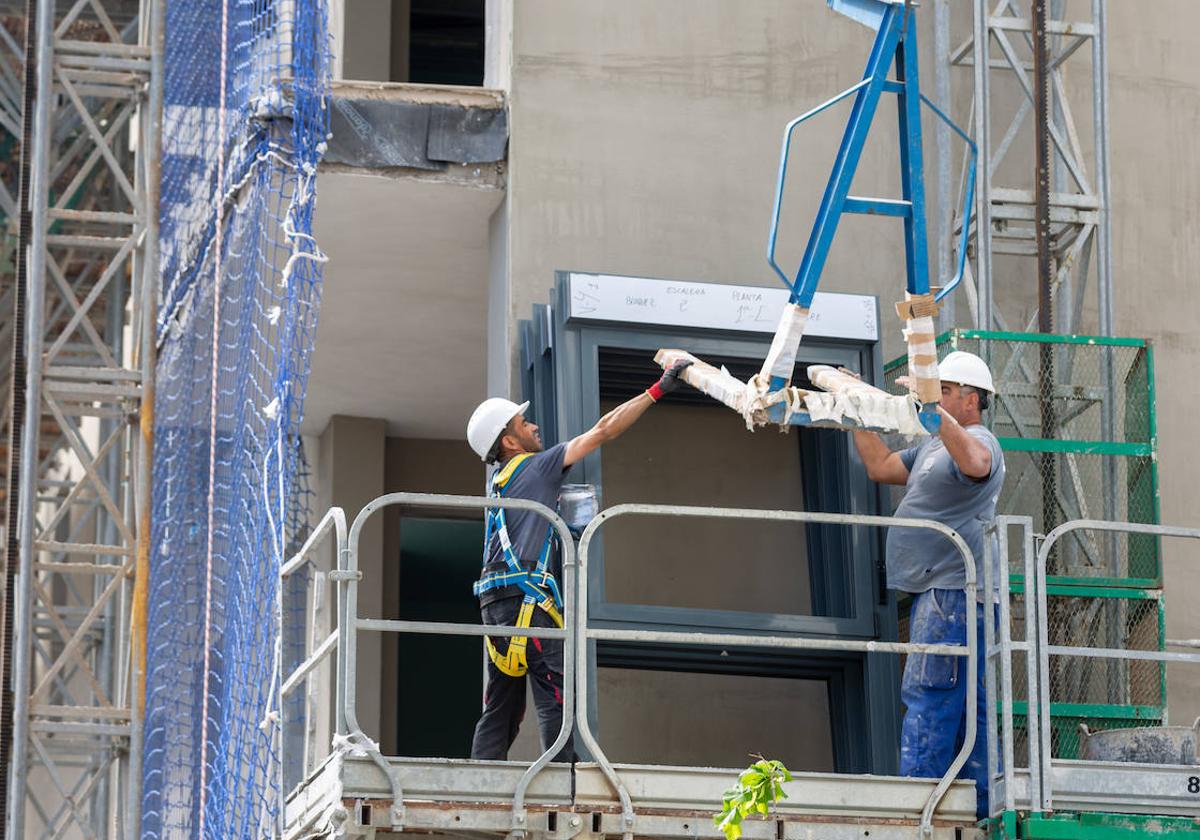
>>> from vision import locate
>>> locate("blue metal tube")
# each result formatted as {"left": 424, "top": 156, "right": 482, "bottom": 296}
{"left": 896, "top": 7, "right": 931, "bottom": 297}
{"left": 766, "top": 78, "right": 871, "bottom": 287}
{"left": 919, "top": 93, "right": 978, "bottom": 302}
{"left": 789, "top": 4, "right": 905, "bottom": 308}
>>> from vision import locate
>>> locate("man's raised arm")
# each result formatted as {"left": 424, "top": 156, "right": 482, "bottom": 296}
{"left": 851, "top": 429, "right": 911, "bottom": 485}
{"left": 563, "top": 360, "right": 692, "bottom": 467}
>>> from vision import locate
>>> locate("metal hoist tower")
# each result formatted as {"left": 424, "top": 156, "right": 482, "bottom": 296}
{"left": 932, "top": 1, "right": 1125, "bottom": 535}
{"left": 930, "top": 5, "right": 1174, "bottom": 829}
{"left": 937, "top": 0, "right": 1114, "bottom": 337}
{"left": 0, "top": 0, "right": 162, "bottom": 837}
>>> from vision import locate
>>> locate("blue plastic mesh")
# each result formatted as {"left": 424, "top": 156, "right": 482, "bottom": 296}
{"left": 142, "top": 0, "right": 330, "bottom": 835}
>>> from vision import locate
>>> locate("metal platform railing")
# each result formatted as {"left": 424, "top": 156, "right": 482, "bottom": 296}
{"left": 1031, "top": 520, "right": 1200, "bottom": 816}
{"left": 277, "top": 493, "right": 985, "bottom": 838}
{"left": 983, "top": 516, "right": 1200, "bottom": 820}
{"left": 277, "top": 506, "right": 347, "bottom": 837}
{"left": 277, "top": 491, "right": 1200, "bottom": 838}
{"left": 573, "top": 503, "right": 980, "bottom": 838}
{"left": 982, "top": 515, "right": 1040, "bottom": 818}
{"left": 352, "top": 493, "right": 575, "bottom": 833}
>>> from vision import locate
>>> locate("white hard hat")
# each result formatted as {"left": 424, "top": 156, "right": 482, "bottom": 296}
{"left": 938, "top": 350, "right": 995, "bottom": 394}
{"left": 466, "top": 398, "right": 529, "bottom": 462}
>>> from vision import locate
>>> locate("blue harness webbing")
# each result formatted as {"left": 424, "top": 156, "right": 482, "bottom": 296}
{"left": 472, "top": 453, "right": 564, "bottom": 677}
{"left": 472, "top": 453, "right": 562, "bottom": 609}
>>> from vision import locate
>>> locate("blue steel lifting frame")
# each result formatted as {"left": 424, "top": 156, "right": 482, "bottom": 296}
{"left": 764, "top": 0, "right": 977, "bottom": 434}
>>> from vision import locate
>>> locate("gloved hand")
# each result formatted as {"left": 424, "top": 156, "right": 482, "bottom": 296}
{"left": 647, "top": 359, "right": 694, "bottom": 402}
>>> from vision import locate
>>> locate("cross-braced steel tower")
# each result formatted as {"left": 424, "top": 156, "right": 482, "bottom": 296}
{"left": 939, "top": 0, "right": 1113, "bottom": 337}
{"left": 1, "top": 0, "right": 161, "bottom": 836}
{"left": 934, "top": 0, "right": 1119, "bottom": 537}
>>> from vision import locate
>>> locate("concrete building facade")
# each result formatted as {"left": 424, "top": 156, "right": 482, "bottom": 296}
{"left": 301, "top": 0, "right": 1200, "bottom": 771}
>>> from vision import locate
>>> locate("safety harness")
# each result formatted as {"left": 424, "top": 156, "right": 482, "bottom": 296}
{"left": 472, "top": 453, "right": 563, "bottom": 677}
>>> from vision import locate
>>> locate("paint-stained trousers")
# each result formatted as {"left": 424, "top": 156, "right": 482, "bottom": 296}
{"left": 470, "top": 599, "right": 574, "bottom": 762}
{"left": 901, "top": 587, "right": 992, "bottom": 820}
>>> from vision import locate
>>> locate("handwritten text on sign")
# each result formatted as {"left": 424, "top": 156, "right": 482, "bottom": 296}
{"left": 567, "top": 273, "right": 878, "bottom": 341}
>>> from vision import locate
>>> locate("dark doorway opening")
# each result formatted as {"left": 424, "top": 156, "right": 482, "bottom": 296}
{"left": 394, "top": 517, "right": 484, "bottom": 757}
{"left": 403, "top": 0, "right": 485, "bottom": 86}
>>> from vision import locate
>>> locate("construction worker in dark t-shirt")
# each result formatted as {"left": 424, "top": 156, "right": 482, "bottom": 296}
{"left": 464, "top": 359, "right": 692, "bottom": 760}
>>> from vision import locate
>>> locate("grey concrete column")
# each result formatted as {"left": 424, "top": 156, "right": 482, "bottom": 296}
{"left": 487, "top": 198, "right": 512, "bottom": 398}
{"left": 318, "top": 415, "right": 387, "bottom": 740}
{"left": 340, "top": 0, "right": 394, "bottom": 82}
{"left": 390, "top": 0, "right": 411, "bottom": 82}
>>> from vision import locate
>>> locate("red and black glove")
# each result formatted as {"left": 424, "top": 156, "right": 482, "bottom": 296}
{"left": 646, "top": 359, "right": 694, "bottom": 402}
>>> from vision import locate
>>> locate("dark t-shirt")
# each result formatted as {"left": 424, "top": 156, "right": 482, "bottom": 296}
{"left": 477, "top": 443, "right": 569, "bottom": 610}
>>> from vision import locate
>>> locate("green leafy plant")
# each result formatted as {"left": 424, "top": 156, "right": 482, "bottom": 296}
{"left": 713, "top": 757, "right": 792, "bottom": 840}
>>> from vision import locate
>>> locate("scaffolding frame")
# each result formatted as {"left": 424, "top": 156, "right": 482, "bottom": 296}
{"left": 932, "top": 0, "right": 1119, "bottom": 533}
{"left": 1, "top": 0, "right": 161, "bottom": 836}
{"left": 939, "top": 0, "right": 1113, "bottom": 338}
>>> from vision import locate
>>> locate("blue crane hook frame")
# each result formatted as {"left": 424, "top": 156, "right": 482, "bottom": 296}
{"left": 757, "top": 0, "right": 978, "bottom": 434}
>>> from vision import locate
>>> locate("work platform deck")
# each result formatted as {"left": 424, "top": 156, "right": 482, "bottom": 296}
{"left": 284, "top": 755, "right": 981, "bottom": 840}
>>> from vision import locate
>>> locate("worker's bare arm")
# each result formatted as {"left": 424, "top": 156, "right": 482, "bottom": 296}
{"left": 563, "top": 393, "right": 654, "bottom": 467}
{"left": 836, "top": 367, "right": 909, "bottom": 485}
{"left": 935, "top": 408, "right": 992, "bottom": 479}
{"left": 852, "top": 429, "right": 910, "bottom": 485}
{"left": 563, "top": 359, "right": 693, "bottom": 468}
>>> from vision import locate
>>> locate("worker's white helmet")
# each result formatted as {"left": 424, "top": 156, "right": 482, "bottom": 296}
{"left": 467, "top": 397, "right": 529, "bottom": 462}
{"left": 938, "top": 350, "right": 995, "bottom": 394}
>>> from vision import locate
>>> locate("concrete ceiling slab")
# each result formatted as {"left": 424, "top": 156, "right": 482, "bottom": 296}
{"left": 304, "top": 171, "right": 503, "bottom": 438}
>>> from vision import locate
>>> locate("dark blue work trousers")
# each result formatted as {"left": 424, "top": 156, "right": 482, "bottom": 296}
{"left": 900, "top": 587, "right": 992, "bottom": 820}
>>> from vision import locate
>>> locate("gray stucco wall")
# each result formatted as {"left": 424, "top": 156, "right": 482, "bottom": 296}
{"left": 501, "top": 1, "right": 1200, "bottom": 724}
{"left": 1103, "top": 0, "right": 1200, "bottom": 728}
{"left": 505, "top": 2, "right": 940, "bottom": 363}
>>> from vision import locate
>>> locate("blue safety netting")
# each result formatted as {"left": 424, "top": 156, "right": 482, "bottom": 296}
{"left": 141, "top": 0, "right": 330, "bottom": 835}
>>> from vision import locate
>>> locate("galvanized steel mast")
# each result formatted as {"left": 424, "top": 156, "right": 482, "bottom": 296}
{"left": 944, "top": 0, "right": 1117, "bottom": 532}
{"left": 950, "top": 0, "right": 1114, "bottom": 339}
{"left": 1, "top": 0, "right": 161, "bottom": 836}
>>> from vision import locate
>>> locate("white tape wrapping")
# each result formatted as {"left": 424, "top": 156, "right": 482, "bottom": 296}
{"left": 760, "top": 304, "right": 810, "bottom": 383}
{"left": 905, "top": 320, "right": 939, "bottom": 374}
{"left": 332, "top": 730, "right": 380, "bottom": 758}
{"left": 655, "top": 348, "right": 746, "bottom": 413}
{"left": 655, "top": 348, "right": 782, "bottom": 430}
{"left": 803, "top": 365, "right": 927, "bottom": 436}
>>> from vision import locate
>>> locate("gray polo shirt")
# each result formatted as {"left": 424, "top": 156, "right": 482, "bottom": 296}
{"left": 885, "top": 424, "right": 1005, "bottom": 594}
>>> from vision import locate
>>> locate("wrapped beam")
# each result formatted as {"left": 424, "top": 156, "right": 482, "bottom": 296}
{"left": 800, "top": 365, "right": 927, "bottom": 436}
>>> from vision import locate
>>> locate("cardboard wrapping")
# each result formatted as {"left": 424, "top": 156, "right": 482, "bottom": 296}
{"left": 894, "top": 291, "right": 941, "bottom": 320}
{"left": 897, "top": 293, "right": 942, "bottom": 405}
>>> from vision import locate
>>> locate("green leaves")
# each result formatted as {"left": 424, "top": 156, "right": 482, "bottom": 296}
{"left": 712, "top": 758, "right": 792, "bottom": 840}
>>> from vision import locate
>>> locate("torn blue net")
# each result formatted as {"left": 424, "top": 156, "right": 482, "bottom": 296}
{"left": 141, "top": 0, "right": 330, "bottom": 835}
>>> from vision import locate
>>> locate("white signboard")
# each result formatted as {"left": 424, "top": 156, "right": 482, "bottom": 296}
{"left": 566, "top": 272, "right": 878, "bottom": 341}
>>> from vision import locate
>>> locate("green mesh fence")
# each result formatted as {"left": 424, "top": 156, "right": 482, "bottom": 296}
{"left": 885, "top": 330, "right": 1160, "bottom": 583}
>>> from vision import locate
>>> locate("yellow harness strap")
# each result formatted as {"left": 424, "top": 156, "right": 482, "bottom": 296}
{"left": 492, "top": 452, "right": 533, "bottom": 489}
{"left": 485, "top": 598, "right": 564, "bottom": 677}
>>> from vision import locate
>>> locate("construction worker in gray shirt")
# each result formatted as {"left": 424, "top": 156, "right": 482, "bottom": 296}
{"left": 850, "top": 350, "right": 1005, "bottom": 820}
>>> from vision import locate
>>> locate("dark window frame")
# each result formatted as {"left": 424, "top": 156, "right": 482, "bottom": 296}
{"left": 519, "top": 271, "right": 902, "bottom": 773}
